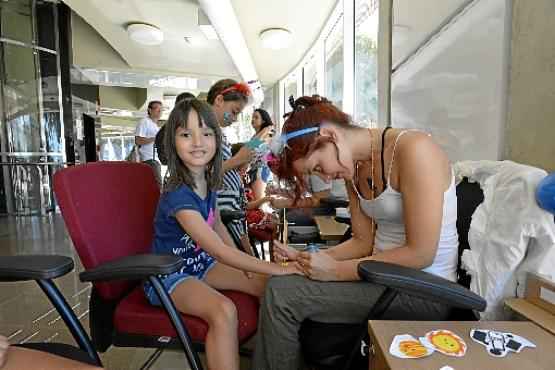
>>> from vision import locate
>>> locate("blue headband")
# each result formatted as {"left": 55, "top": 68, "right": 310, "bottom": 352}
{"left": 269, "top": 126, "right": 320, "bottom": 155}
{"left": 283, "top": 127, "right": 319, "bottom": 144}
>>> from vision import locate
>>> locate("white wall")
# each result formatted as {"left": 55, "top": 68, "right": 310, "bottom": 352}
{"left": 391, "top": 0, "right": 509, "bottom": 162}
{"left": 506, "top": 0, "right": 555, "bottom": 172}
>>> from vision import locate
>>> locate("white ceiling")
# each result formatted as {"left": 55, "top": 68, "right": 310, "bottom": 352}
{"left": 231, "top": 0, "right": 337, "bottom": 85}
{"left": 393, "top": 0, "right": 471, "bottom": 67}
{"left": 63, "top": 0, "right": 240, "bottom": 80}
{"left": 63, "top": 0, "right": 337, "bottom": 87}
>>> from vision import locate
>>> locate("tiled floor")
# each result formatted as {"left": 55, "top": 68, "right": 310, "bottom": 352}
{"left": 0, "top": 214, "right": 253, "bottom": 370}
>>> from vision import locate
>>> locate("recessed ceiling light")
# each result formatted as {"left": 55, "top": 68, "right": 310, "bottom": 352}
{"left": 259, "top": 28, "right": 292, "bottom": 50}
{"left": 126, "top": 23, "right": 164, "bottom": 46}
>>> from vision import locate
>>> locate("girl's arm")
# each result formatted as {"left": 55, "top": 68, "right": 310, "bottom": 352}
{"left": 176, "top": 210, "right": 294, "bottom": 275}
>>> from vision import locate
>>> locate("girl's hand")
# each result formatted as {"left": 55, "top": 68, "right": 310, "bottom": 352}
{"left": 273, "top": 240, "right": 300, "bottom": 262}
{"left": 297, "top": 251, "right": 340, "bottom": 281}
{"left": 0, "top": 335, "right": 9, "bottom": 368}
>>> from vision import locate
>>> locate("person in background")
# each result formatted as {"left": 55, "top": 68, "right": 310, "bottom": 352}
{"left": 135, "top": 100, "right": 162, "bottom": 186}
{"left": 207, "top": 79, "right": 272, "bottom": 253}
{"left": 248, "top": 108, "right": 275, "bottom": 203}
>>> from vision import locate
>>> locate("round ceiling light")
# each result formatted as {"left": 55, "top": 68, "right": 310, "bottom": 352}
{"left": 127, "top": 23, "right": 164, "bottom": 46}
{"left": 259, "top": 28, "right": 292, "bottom": 50}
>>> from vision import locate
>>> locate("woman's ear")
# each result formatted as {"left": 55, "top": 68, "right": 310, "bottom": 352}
{"left": 318, "top": 125, "right": 339, "bottom": 142}
{"left": 213, "top": 94, "right": 224, "bottom": 108}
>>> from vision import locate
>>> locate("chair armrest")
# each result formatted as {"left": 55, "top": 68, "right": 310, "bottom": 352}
{"left": 0, "top": 255, "right": 74, "bottom": 281}
{"left": 80, "top": 254, "right": 183, "bottom": 282}
{"left": 220, "top": 210, "right": 246, "bottom": 223}
{"left": 319, "top": 197, "right": 349, "bottom": 208}
{"left": 358, "top": 261, "right": 486, "bottom": 311}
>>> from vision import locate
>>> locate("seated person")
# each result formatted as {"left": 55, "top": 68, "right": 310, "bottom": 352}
{"left": 252, "top": 95, "right": 458, "bottom": 370}
{"left": 144, "top": 99, "right": 299, "bottom": 370}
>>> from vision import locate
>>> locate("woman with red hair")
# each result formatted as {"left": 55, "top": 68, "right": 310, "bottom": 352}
{"left": 252, "top": 96, "right": 458, "bottom": 369}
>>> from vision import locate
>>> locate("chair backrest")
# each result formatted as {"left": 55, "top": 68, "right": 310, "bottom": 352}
{"left": 455, "top": 177, "right": 484, "bottom": 287}
{"left": 54, "top": 162, "right": 159, "bottom": 300}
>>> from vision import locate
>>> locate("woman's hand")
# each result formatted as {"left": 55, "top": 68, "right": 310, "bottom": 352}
{"left": 256, "top": 125, "right": 275, "bottom": 143}
{"left": 235, "top": 145, "right": 254, "bottom": 166}
{"left": 273, "top": 240, "right": 300, "bottom": 262}
{"left": 297, "top": 251, "right": 340, "bottom": 281}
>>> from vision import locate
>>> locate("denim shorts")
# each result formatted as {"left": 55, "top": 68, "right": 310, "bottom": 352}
{"left": 143, "top": 260, "right": 217, "bottom": 306}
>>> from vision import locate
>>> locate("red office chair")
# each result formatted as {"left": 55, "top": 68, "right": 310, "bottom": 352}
{"left": 53, "top": 162, "right": 259, "bottom": 369}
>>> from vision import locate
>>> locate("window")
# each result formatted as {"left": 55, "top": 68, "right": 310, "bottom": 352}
{"left": 284, "top": 79, "right": 298, "bottom": 116}
{"left": 325, "top": 15, "right": 344, "bottom": 109}
{"left": 303, "top": 60, "right": 318, "bottom": 96}
{"left": 354, "top": 0, "right": 379, "bottom": 126}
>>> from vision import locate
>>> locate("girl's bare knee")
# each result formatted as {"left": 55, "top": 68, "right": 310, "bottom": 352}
{"left": 207, "top": 296, "right": 238, "bottom": 328}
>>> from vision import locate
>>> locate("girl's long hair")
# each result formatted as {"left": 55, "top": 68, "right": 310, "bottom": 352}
{"left": 164, "top": 99, "right": 223, "bottom": 192}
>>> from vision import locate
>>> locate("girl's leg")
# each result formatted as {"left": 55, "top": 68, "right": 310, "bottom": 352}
{"left": 204, "top": 262, "right": 267, "bottom": 298}
{"left": 170, "top": 279, "right": 240, "bottom": 370}
{"left": 2, "top": 346, "right": 103, "bottom": 370}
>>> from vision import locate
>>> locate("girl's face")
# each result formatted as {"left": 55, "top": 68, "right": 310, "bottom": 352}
{"left": 292, "top": 128, "right": 355, "bottom": 181}
{"left": 175, "top": 109, "right": 217, "bottom": 173}
{"left": 251, "top": 111, "right": 263, "bottom": 132}
{"left": 212, "top": 95, "right": 246, "bottom": 127}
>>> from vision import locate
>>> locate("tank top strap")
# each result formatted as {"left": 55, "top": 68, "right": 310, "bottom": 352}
{"left": 387, "top": 129, "right": 420, "bottom": 184}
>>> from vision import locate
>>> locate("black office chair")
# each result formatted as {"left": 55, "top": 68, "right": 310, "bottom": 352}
{"left": 0, "top": 254, "right": 204, "bottom": 369}
{"left": 0, "top": 255, "right": 101, "bottom": 367}
{"left": 300, "top": 178, "right": 487, "bottom": 370}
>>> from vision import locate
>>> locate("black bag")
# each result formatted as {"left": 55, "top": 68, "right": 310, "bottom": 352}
{"left": 154, "top": 125, "right": 167, "bottom": 165}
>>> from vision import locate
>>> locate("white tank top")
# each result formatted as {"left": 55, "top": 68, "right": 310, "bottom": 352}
{"left": 353, "top": 130, "right": 458, "bottom": 282}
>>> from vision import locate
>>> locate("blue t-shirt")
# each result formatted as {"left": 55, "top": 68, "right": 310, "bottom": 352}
{"left": 152, "top": 184, "right": 217, "bottom": 276}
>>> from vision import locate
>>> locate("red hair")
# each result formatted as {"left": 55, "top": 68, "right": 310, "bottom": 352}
{"left": 274, "top": 95, "right": 352, "bottom": 200}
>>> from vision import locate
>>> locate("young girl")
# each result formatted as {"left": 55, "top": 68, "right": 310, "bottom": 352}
{"left": 144, "top": 99, "right": 299, "bottom": 370}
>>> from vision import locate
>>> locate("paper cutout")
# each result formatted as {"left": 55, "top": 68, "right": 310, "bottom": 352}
{"left": 470, "top": 329, "right": 536, "bottom": 357}
{"left": 389, "top": 334, "right": 433, "bottom": 359}
{"left": 421, "top": 330, "right": 467, "bottom": 357}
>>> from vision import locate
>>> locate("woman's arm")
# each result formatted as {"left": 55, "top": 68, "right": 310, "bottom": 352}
{"left": 176, "top": 210, "right": 293, "bottom": 275}
{"left": 324, "top": 180, "right": 374, "bottom": 261}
